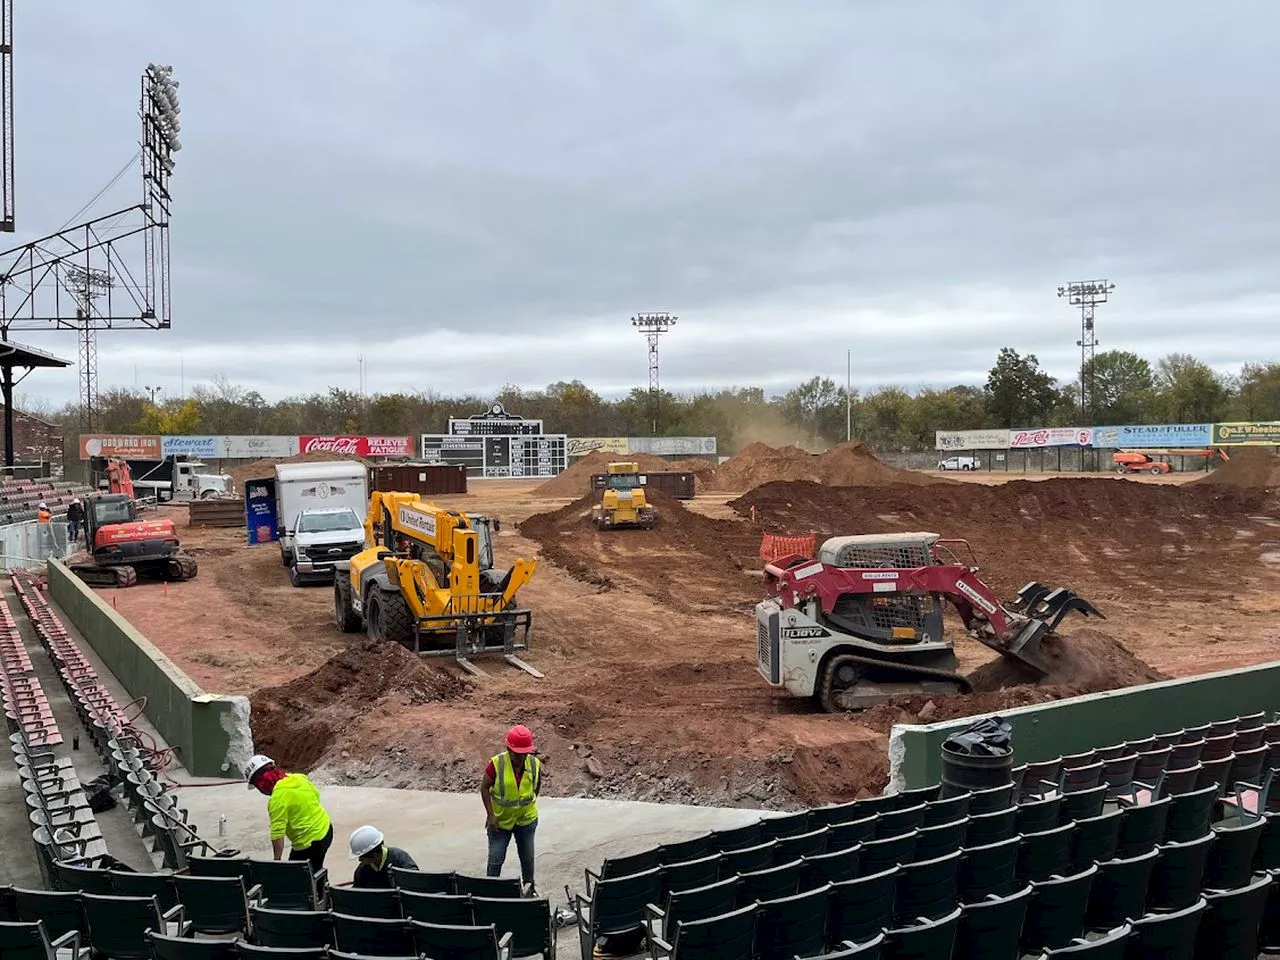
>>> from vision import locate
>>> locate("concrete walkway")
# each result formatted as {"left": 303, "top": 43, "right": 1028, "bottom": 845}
{"left": 179, "top": 780, "right": 765, "bottom": 902}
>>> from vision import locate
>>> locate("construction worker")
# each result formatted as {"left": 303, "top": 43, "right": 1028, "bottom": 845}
{"left": 348, "top": 825, "right": 418, "bottom": 888}
{"left": 481, "top": 724, "right": 541, "bottom": 896}
{"left": 66, "top": 498, "right": 85, "bottom": 546}
{"left": 244, "top": 754, "right": 334, "bottom": 870}
{"left": 36, "top": 501, "right": 52, "bottom": 555}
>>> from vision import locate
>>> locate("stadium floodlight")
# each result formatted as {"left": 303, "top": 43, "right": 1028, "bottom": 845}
{"left": 631, "top": 311, "right": 677, "bottom": 435}
{"left": 1057, "top": 279, "right": 1115, "bottom": 421}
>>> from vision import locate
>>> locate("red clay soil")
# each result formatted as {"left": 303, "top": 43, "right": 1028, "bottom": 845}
{"left": 1193, "top": 447, "right": 1280, "bottom": 488}
{"left": 531, "top": 451, "right": 692, "bottom": 498}
{"left": 518, "top": 490, "right": 763, "bottom": 611}
{"left": 704, "top": 441, "right": 944, "bottom": 492}
{"left": 730, "top": 477, "right": 1270, "bottom": 603}
{"left": 228, "top": 450, "right": 372, "bottom": 491}
{"left": 249, "top": 641, "right": 471, "bottom": 770}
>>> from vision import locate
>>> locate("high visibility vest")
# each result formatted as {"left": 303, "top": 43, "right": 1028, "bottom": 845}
{"left": 37, "top": 509, "right": 50, "bottom": 524}
{"left": 489, "top": 751, "right": 540, "bottom": 830}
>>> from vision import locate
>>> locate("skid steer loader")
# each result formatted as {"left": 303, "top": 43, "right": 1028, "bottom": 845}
{"left": 755, "top": 532, "right": 1103, "bottom": 712}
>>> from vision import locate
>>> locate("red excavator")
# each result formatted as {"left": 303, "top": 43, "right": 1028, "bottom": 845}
{"left": 755, "top": 532, "right": 1103, "bottom": 711}
{"left": 67, "top": 493, "right": 199, "bottom": 588}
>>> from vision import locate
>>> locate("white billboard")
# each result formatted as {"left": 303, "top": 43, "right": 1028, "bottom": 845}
{"left": 221, "top": 435, "right": 299, "bottom": 458}
{"left": 1008, "top": 427, "right": 1093, "bottom": 449}
{"left": 935, "top": 429, "right": 1010, "bottom": 451}
{"left": 628, "top": 436, "right": 718, "bottom": 456}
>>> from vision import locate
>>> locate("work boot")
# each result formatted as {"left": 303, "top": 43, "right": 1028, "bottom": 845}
{"left": 523, "top": 881, "right": 537, "bottom": 898}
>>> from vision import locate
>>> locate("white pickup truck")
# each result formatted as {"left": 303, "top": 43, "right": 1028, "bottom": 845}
{"left": 286, "top": 506, "right": 366, "bottom": 587}
{"left": 937, "top": 456, "right": 980, "bottom": 471}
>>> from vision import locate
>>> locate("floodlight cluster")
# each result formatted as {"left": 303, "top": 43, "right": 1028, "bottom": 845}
{"left": 145, "top": 62, "right": 182, "bottom": 167}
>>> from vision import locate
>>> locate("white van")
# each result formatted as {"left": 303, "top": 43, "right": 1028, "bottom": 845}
{"left": 937, "top": 456, "right": 979, "bottom": 471}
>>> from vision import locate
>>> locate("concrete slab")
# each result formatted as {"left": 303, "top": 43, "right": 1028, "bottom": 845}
{"left": 178, "top": 780, "right": 765, "bottom": 902}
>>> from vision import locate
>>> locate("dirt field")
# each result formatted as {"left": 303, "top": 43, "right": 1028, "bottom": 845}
{"left": 100, "top": 454, "right": 1280, "bottom": 809}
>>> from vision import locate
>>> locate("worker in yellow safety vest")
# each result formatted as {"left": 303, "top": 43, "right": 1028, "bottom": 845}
{"left": 481, "top": 724, "right": 541, "bottom": 896}
{"left": 244, "top": 753, "right": 334, "bottom": 870}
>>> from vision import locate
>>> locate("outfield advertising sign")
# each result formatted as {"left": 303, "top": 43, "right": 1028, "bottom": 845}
{"left": 1212, "top": 422, "right": 1280, "bottom": 445}
{"left": 935, "top": 429, "right": 1010, "bottom": 451}
{"left": 1091, "top": 424, "right": 1212, "bottom": 448}
{"left": 1008, "top": 427, "right": 1093, "bottom": 448}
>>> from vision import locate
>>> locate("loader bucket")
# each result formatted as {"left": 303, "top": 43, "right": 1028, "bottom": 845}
{"left": 1035, "top": 587, "right": 1105, "bottom": 632}
{"left": 1010, "top": 581, "right": 1053, "bottom": 615}
{"left": 1001, "top": 618, "right": 1052, "bottom": 675}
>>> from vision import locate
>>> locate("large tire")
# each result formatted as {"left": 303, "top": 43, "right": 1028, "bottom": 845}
{"left": 288, "top": 564, "right": 302, "bottom": 588}
{"left": 365, "top": 589, "right": 413, "bottom": 645}
{"left": 1149, "top": 465, "right": 1162, "bottom": 475}
{"left": 334, "top": 577, "right": 362, "bottom": 633}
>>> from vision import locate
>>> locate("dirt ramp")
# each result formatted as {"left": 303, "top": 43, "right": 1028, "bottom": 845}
{"left": 705, "top": 440, "right": 941, "bottom": 491}
{"left": 1194, "top": 447, "right": 1280, "bottom": 488}
{"left": 519, "top": 490, "right": 763, "bottom": 609}
{"left": 249, "top": 641, "right": 470, "bottom": 770}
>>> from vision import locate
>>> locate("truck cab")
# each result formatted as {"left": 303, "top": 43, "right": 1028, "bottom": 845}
{"left": 287, "top": 506, "right": 366, "bottom": 587}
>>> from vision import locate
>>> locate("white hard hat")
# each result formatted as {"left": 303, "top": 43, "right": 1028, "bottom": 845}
{"left": 244, "top": 753, "right": 274, "bottom": 789}
{"left": 348, "top": 825, "right": 384, "bottom": 859}
{"left": 38, "top": 502, "right": 47, "bottom": 509}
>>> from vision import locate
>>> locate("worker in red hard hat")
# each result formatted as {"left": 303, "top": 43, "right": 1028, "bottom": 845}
{"left": 481, "top": 724, "right": 542, "bottom": 896}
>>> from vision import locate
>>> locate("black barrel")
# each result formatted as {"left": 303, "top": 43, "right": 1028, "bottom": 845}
{"left": 939, "top": 741, "right": 1014, "bottom": 798}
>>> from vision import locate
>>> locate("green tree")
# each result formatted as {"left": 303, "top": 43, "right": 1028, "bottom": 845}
{"left": 1233, "top": 362, "right": 1280, "bottom": 420}
{"left": 1153, "top": 353, "right": 1229, "bottom": 422}
{"left": 776, "top": 376, "right": 846, "bottom": 445}
{"left": 1080, "top": 350, "right": 1155, "bottom": 425}
{"left": 984, "top": 348, "right": 1059, "bottom": 427}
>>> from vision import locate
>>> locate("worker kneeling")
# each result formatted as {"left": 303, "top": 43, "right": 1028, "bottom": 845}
{"left": 349, "top": 825, "right": 418, "bottom": 888}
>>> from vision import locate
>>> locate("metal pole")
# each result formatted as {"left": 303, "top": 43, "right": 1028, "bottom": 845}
{"left": 846, "top": 349, "right": 851, "bottom": 442}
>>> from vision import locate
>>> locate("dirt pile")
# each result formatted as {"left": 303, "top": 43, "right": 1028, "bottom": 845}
{"left": 1193, "top": 447, "right": 1280, "bottom": 488}
{"left": 519, "top": 490, "right": 762, "bottom": 610}
{"left": 531, "top": 451, "right": 692, "bottom": 498}
{"left": 230, "top": 451, "right": 371, "bottom": 493}
{"left": 249, "top": 641, "right": 470, "bottom": 770}
{"left": 967, "top": 628, "right": 1168, "bottom": 695}
{"left": 704, "top": 441, "right": 942, "bottom": 491}
{"left": 856, "top": 629, "right": 1169, "bottom": 732}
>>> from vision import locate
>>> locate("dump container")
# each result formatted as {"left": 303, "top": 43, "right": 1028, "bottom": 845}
{"left": 588, "top": 470, "right": 696, "bottom": 500}
{"left": 369, "top": 462, "right": 468, "bottom": 497}
{"left": 939, "top": 716, "right": 1014, "bottom": 798}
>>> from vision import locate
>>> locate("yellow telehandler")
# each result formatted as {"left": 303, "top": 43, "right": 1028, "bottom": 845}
{"left": 335, "top": 491, "right": 540, "bottom": 676}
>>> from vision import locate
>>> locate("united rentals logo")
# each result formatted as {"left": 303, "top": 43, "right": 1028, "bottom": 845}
{"left": 397, "top": 506, "right": 437, "bottom": 539}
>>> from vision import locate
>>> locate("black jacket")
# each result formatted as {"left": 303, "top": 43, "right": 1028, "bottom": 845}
{"left": 352, "top": 846, "right": 418, "bottom": 888}
{"left": 67, "top": 502, "right": 84, "bottom": 523}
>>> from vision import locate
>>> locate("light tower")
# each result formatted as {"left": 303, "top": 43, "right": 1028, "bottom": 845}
{"left": 631, "top": 311, "right": 676, "bottom": 435}
{"left": 1057, "top": 280, "right": 1114, "bottom": 421}
{"left": 64, "top": 265, "right": 112, "bottom": 429}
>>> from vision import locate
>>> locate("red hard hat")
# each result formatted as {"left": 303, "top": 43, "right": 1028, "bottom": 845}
{"left": 505, "top": 725, "right": 535, "bottom": 754}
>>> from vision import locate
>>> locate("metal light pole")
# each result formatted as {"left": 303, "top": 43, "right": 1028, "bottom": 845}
{"left": 631, "top": 311, "right": 676, "bottom": 435}
{"left": 143, "top": 384, "right": 161, "bottom": 403}
{"left": 1057, "top": 280, "right": 1115, "bottom": 421}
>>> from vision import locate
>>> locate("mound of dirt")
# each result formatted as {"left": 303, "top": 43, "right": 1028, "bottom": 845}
{"left": 703, "top": 441, "right": 943, "bottom": 491}
{"left": 248, "top": 641, "right": 470, "bottom": 770}
{"left": 1193, "top": 447, "right": 1280, "bottom": 488}
{"left": 229, "top": 451, "right": 371, "bottom": 493}
{"left": 531, "top": 451, "right": 694, "bottom": 498}
{"left": 967, "top": 628, "right": 1168, "bottom": 695}
{"left": 518, "top": 489, "right": 762, "bottom": 610}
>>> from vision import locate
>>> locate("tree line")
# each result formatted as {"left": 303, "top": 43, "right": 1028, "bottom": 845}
{"left": 26, "top": 351, "right": 1280, "bottom": 458}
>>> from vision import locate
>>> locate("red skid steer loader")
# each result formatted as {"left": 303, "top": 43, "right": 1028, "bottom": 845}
{"left": 755, "top": 532, "right": 1103, "bottom": 712}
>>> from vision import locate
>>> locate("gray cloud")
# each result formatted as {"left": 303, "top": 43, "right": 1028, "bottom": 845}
{"left": 6, "top": 0, "right": 1279, "bottom": 406}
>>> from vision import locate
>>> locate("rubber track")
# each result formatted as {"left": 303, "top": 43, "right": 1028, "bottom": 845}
{"left": 819, "top": 652, "right": 973, "bottom": 713}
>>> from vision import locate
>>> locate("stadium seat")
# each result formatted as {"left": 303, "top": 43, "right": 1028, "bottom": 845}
{"left": 1014, "top": 795, "right": 1061, "bottom": 835}
{"left": 147, "top": 931, "right": 240, "bottom": 960}
{"left": 826, "top": 867, "right": 898, "bottom": 947}
{"left": 327, "top": 887, "right": 401, "bottom": 920}
{"left": 399, "top": 892, "right": 473, "bottom": 927}
{"left": 753, "top": 885, "right": 830, "bottom": 960}
{"left": 0, "top": 919, "right": 88, "bottom": 960}
{"left": 913, "top": 819, "right": 968, "bottom": 861}
{"left": 1016, "top": 823, "right": 1075, "bottom": 884}
{"left": 1069, "top": 810, "right": 1123, "bottom": 872}
{"left": 389, "top": 868, "right": 453, "bottom": 895}
{"left": 469, "top": 896, "right": 553, "bottom": 960}
{"left": 772, "top": 827, "right": 828, "bottom": 863}
{"left": 1020, "top": 865, "right": 1097, "bottom": 954}
{"left": 409, "top": 920, "right": 511, "bottom": 960}
{"left": 717, "top": 841, "right": 776, "bottom": 878}
{"left": 250, "top": 860, "right": 328, "bottom": 912}
{"left": 454, "top": 875, "right": 522, "bottom": 899}
{"left": 1194, "top": 873, "right": 1272, "bottom": 960}
{"left": 329, "top": 913, "right": 414, "bottom": 958}
{"left": 247, "top": 906, "right": 331, "bottom": 949}
{"left": 1127, "top": 897, "right": 1206, "bottom": 960}
{"left": 919, "top": 792, "right": 969, "bottom": 827}
{"left": 892, "top": 850, "right": 960, "bottom": 924}
{"left": 1146, "top": 833, "right": 1213, "bottom": 912}
{"left": 645, "top": 876, "right": 738, "bottom": 947}
{"left": 1201, "top": 817, "right": 1266, "bottom": 891}
{"left": 1084, "top": 849, "right": 1158, "bottom": 932}
{"left": 881, "top": 905, "right": 960, "bottom": 960}
{"left": 874, "top": 804, "right": 927, "bottom": 840}
{"left": 857, "top": 832, "right": 918, "bottom": 877}
{"left": 734, "top": 860, "right": 801, "bottom": 907}
{"left": 1040, "top": 921, "right": 1131, "bottom": 957}
{"left": 649, "top": 902, "right": 756, "bottom": 960}
{"left": 956, "top": 837, "right": 1018, "bottom": 904}
{"left": 798, "top": 846, "right": 860, "bottom": 890}
{"left": 758, "top": 811, "right": 812, "bottom": 841}
{"left": 954, "top": 884, "right": 1031, "bottom": 960}
{"left": 657, "top": 854, "right": 721, "bottom": 898}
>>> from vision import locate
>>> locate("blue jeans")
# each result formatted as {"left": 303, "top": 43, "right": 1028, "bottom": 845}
{"left": 486, "top": 818, "right": 536, "bottom": 883}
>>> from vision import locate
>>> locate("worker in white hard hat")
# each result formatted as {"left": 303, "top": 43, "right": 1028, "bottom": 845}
{"left": 349, "top": 825, "right": 418, "bottom": 888}
{"left": 243, "top": 753, "right": 333, "bottom": 870}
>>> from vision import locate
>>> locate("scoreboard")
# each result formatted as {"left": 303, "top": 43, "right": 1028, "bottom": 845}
{"left": 423, "top": 402, "right": 566, "bottom": 479}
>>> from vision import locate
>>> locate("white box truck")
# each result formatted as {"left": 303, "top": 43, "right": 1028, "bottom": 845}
{"left": 274, "top": 461, "right": 369, "bottom": 585}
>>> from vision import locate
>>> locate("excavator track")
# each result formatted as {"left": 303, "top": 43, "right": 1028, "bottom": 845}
{"left": 818, "top": 652, "right": 973, "bottom": 713}
{"left": 166, "top": 555, "right": 199, "bottom": 581}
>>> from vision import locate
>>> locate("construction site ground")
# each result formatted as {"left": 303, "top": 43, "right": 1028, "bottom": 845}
{"left": 104, "top": 465, "right": 1280, "bottom": 809}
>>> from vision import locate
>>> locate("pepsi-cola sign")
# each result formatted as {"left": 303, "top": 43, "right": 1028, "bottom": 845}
{"left": 1008, "top": 427, "right": 1092, "bottom": 448}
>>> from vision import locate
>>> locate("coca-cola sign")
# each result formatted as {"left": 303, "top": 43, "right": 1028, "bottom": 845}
{"left": 298, "top": 436, "right": 413, "bottom": 458}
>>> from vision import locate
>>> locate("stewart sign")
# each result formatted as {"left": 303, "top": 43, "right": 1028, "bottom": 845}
{"left": 298, "top": 436, "right": 413, "bottom": 458}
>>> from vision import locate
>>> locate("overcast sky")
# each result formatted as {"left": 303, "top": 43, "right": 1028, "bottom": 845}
{"left": 6, "top": 1, "right": 1279, "bottom": 409}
